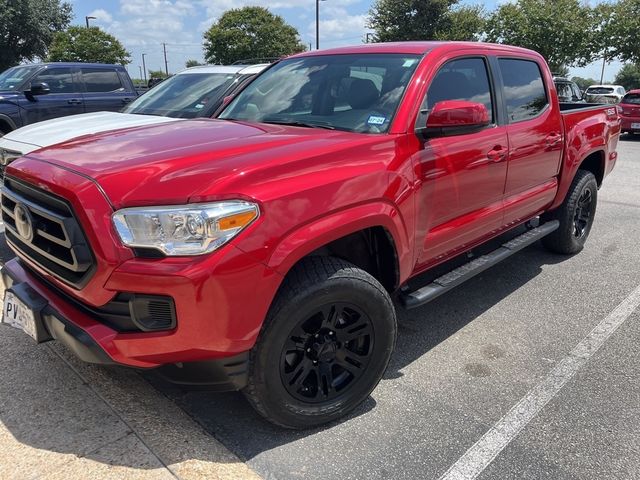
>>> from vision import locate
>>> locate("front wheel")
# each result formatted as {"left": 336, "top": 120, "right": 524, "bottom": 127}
{"left": 243, "top": 256, "right": 397, "bottom": 429}
{"left": 542, "top": 170, "right": 598, "bottom": 254}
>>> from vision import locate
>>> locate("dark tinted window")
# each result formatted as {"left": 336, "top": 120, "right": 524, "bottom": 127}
{"left": 499, "top": 59, "right": 548, "bottom": 122}
{"left": 419, "top": 57, "right": 494, "bottom": 126}
{"left": 622, "top": 93, "right": 640, "bottom": 105}
{"left": 33, "top": 68, "right": 76, "bottom": 93}
{"left": 81, "top": 68, "right": 123, "bottom": 93}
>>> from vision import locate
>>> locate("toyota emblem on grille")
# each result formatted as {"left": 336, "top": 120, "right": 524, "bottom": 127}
{"left": 14, "top": 203, "right": 34, "bottom": 242}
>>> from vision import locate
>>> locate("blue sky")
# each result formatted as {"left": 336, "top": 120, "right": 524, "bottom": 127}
{"left": 68, "top": 0, "right": 621, "bottom": 81}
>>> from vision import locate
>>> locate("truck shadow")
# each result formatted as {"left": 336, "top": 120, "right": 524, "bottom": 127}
{"left": 143, "top": 241, "right": 569, "bottom": 463}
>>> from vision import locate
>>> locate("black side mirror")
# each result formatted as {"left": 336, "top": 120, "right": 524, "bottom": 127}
{"left": 27, "top": 82, "right": 51, "bottom": 96}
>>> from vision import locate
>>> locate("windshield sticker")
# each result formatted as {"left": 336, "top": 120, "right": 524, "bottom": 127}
{"left": 195, "top": 104, "right": 205, "bottom": 109}
{"left": 367, "top": 115, "right": 386, "bottom": 125}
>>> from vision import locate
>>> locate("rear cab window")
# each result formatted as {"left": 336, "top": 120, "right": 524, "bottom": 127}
{"left": 498, "top": 58, "right": 548, "bottom": 122}
{"left": 622, "top": 93, "right": 640, "bottom": 104}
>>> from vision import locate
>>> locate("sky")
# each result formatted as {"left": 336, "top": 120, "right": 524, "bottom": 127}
{"left": 68, "top": 0, "right": 622, "bottom": 82}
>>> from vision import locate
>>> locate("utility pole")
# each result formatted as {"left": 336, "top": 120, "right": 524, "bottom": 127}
{"left": 162, "top": 43, "right": 169, "bottom": 76}
{"left": 600, "top": 56, "right": 606, "bottom": 84}
{"left": 315, "top": 0, "right": 327, "bottom": 50}
{"left": 85, "top": 16, "right": 96, "bottom": 28}
{"left": 141, "top": 53, "right": 147, "bottom": 83}
{"left": 138, "top": 66, "right": 143, "bottom": 82}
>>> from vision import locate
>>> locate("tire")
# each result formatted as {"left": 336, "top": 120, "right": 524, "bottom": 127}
{"left": 542, "top": 169, "right": 598, "bottom": 254}
{"left": 243, "top": 256, "right": 397, "bottom": 429}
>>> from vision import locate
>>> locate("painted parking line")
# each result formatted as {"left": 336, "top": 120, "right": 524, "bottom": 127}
{"left": 439, "top": 283, "right": 640, "bottom": 480}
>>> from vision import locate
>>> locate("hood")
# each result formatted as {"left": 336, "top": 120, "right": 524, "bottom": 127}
{"left": 19, "top": 118, "right": 374, "bottom": 208}
{"left": 0, "top": 112, "right": 181, "bottom": 154}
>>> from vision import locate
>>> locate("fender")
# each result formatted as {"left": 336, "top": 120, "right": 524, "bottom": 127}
{"left": 267, "top": 201, "right": 414, "bottom": 283}
{"left": 550, "top": 146, "right": 604, "bottom": 210}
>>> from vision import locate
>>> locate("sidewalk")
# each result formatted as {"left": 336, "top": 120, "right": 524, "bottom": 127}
{"left": 0, "top": 293, "right": 261, "bottom": 480}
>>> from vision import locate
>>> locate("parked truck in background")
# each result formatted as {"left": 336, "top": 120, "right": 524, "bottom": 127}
{"left": 0, "top": 63, "right": 137, "bottom": 136}
{"left": 0, "top": 42, "right": 620, "bottom": 429}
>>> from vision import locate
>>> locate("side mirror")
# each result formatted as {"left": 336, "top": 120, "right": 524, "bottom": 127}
{"left": 27, "top": 82, "right": 51, "bottom": 96}
{"left": 418, "top": 100, "right": 490, "bottom": 139}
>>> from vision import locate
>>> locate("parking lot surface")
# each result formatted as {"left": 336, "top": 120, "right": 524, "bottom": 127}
{"left": 1, "top": 137, "right": 639, "bottom": 479}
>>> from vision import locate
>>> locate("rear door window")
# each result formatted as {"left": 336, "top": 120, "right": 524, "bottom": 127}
{"left": 498, "top": 59, "right": 548, "bottom": 122}
{"left": 81, "top": 68, "right": 124, "bottom": 93}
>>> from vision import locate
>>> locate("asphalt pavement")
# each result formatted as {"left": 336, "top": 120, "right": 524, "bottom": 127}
{"left": 1, "top": 136, "right": 639, "bottom": 480}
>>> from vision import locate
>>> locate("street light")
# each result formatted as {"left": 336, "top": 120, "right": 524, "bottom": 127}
{"left": 85, "top": 16, "right": 96, "bottom": 28}
{"left": 141, "top": 53, "right": 148, "bottom": 84}
{"left": 316, "top": 0, "right": 327, "bottom": 50}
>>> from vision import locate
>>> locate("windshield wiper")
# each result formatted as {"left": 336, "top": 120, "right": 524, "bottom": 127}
{"left": 261, "top": 119, "right": 336, "bottom": 130}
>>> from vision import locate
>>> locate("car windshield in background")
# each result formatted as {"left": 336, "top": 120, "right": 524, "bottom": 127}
{"left": 587, "top": 87, "right": 614, "bottom": 94}
{"left": 622, "top": 93, "right": 640, "bottom": 104}
{"left": 0, "top": 65, "right": 40, "bottom": 91}
{"left": 219, "top": 54, "right": 421, "bottom": 133}
{"left": 123, "top": 72, "right": 238, "bottom": 118}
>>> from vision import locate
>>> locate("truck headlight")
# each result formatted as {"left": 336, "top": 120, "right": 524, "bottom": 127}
{"left": 112, "top": 201, "right": 259, "bottom": 256}
{"left": 0, "top": 148, "right": 23, "bottom": 166}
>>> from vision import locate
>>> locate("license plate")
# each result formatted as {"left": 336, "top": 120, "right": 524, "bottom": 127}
{"left": 2, "top": 291, "right": 38, "bottom": 340}
{"left": 631, "top": 123, "right": 640, "bottom": 129}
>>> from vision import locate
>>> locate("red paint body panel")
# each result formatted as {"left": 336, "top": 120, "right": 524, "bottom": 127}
{"left": 1, "top": 42, "right": 619, "bottom": 369}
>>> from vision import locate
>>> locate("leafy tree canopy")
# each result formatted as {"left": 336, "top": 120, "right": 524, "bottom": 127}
{"left": 148, "top": 69, "right": 169, "bottom": 79}
{"left": 368, "top": 0, "right": 484, "bottom": 42}
{"left": 485, "top": 0, "right": 597, "bottom": 72}
{"left": 185, "top": 59, "right": 203, "bottom": 68}
{"left": 614, "top": 63, "right": 640, "bottom": 90}
{"left": 48, "top": 26, "right": 130, "bottom": 64}
{"left": 571, "top": 76, "right": 598, "bottom": 90}
{"left": 0, "top": 0, "right": 72, "bottom": 71}
{"left": 204, "top": 7, "right": 305, "bottom": 65}
{"left": 597, "top": 0, "right": 640, "bottom": 64}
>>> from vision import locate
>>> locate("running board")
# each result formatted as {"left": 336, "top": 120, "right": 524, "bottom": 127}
{"left": 399, "top": 220, "right": 560, "bottom": 309}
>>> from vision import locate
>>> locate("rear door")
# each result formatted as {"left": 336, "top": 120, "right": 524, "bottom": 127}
{"left": 413, "top": 56, "right": 509, "bottom": 267}
{"left": 498, "top": 57, "right": 563, "bottom": 225}
{"left": 18, "top": 67, "right": 85, "bottom": 125}
{"left": 80, "top": 67, "right": 134, "bottom": 113}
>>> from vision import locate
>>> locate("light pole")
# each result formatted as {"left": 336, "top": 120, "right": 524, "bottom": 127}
{"left": 85, "top": 16, "right": 96, "bottom": 28}
{"left": 316, "top": 0, "right": 327, "bottom": 50}
{"left": 138, "top": 66, "right": 143, "bottom": 82}
{"left": 141, "top": 53, "right": 148, "bottom": 84}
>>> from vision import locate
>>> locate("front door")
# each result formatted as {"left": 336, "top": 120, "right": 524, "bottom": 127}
{"left": 19, "top": 67, "right": 85, "bottom": 125}
{"left": 413, "top": 56, "right": 509, "bottom": 268}
{"left": 80, "top": 67, "right": 133, "bottom": 113}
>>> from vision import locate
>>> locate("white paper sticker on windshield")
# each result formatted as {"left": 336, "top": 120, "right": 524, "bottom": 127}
{"left": 368, "top": 115, "right": 386, "bottom": 125}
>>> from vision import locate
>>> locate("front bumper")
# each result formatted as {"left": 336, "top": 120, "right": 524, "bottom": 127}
{"left": 1, "top": 261, "right": 254, "bottom": 390}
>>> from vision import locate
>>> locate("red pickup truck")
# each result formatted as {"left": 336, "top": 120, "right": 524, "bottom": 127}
{"left": 0, "top": 42, "right": 620, "bottom": 429}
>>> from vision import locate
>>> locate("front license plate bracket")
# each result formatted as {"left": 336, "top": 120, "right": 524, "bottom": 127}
{"left": 2, "top": 283, "right": 52, "bottom": 343}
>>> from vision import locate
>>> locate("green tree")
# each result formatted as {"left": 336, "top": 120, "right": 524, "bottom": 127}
{"left": 185, "top": 59, "right": 203, "bottom": 68}
{"left": 0, "top": 0, "right": 72, "bottom": 71}
{"left": 48, "top": 26, "right": 130, "bottom": 64}
{"left": 571, "top": 76, "right": 598, "bottom": 90}
{"left": 597, "top": 0, "right": 640, "bottom": 65}
{"left": 485, "top": 0, "right": 598, "bottom": 72}
{"left": 368, "top": 0, "right": 484, "bottom": 42}
{"left": 204, "top": 7, "right": 304, "bottom": 65}
{"left": 614, "top": 63, "right": 640, "bottom": 90}
{"left": 148, "top": 69, "right": 168, "bottom": 80}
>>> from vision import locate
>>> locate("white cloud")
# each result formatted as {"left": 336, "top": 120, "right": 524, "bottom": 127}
{"left": 88, "top": 9, "right": 113, "bottom": 24}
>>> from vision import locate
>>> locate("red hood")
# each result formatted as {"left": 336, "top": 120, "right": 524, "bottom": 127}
{"left": 20, "top": 118, "right": 373, "bottom": 208}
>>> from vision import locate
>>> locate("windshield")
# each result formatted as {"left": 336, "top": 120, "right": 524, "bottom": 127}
{"left": 219, "top": 54, "right": 421, "bottom": 133}
{"left": 586, "top": 87, "right": 614, "bottom": 95}
{"left": 622, "top": 93, "right": 640, "bottom": 104}
{"left": 555, "top": 82, "right": 574, "bottom": 101}
{"left": 123, "top": 72, "right": 239, "bottom": 118}
{"left": 0, "top": 65, "right": 40, "bottom": 91}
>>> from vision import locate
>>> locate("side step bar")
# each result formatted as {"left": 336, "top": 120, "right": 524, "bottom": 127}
{"left": 399, "top": 220, "right": 559, "bottom": 309}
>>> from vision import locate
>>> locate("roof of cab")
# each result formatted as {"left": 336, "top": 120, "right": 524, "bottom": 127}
{"left": 289, "top": 41, "right": 542, "bottom": 58}
{"left": 33, "top": 62, "right": 127, "bottom": 69}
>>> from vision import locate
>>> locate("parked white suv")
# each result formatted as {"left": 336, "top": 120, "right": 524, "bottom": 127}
{"left": 584, "top": 84, "right": 627, "bottom": 103}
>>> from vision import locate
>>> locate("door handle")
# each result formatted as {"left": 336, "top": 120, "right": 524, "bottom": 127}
{"left": 487, "top": 146, "right": 507, "bottom": 163}
{"left": 67, "top": 99, "right": 83, "bottom": 105}
{"left": 545, "top": 133, "right": 562, "bottom": 147}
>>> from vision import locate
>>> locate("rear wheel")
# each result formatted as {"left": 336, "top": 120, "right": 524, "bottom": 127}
{"left": 243, "top": 256, "right": 397, "bottom": 429}
{"left": 542, "top": 170, "right": 598, "bottom": 254}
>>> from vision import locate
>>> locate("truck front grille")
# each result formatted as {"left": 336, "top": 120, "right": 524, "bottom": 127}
{"left": 1, "top": 176, "right": 95, "bottom": 288}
